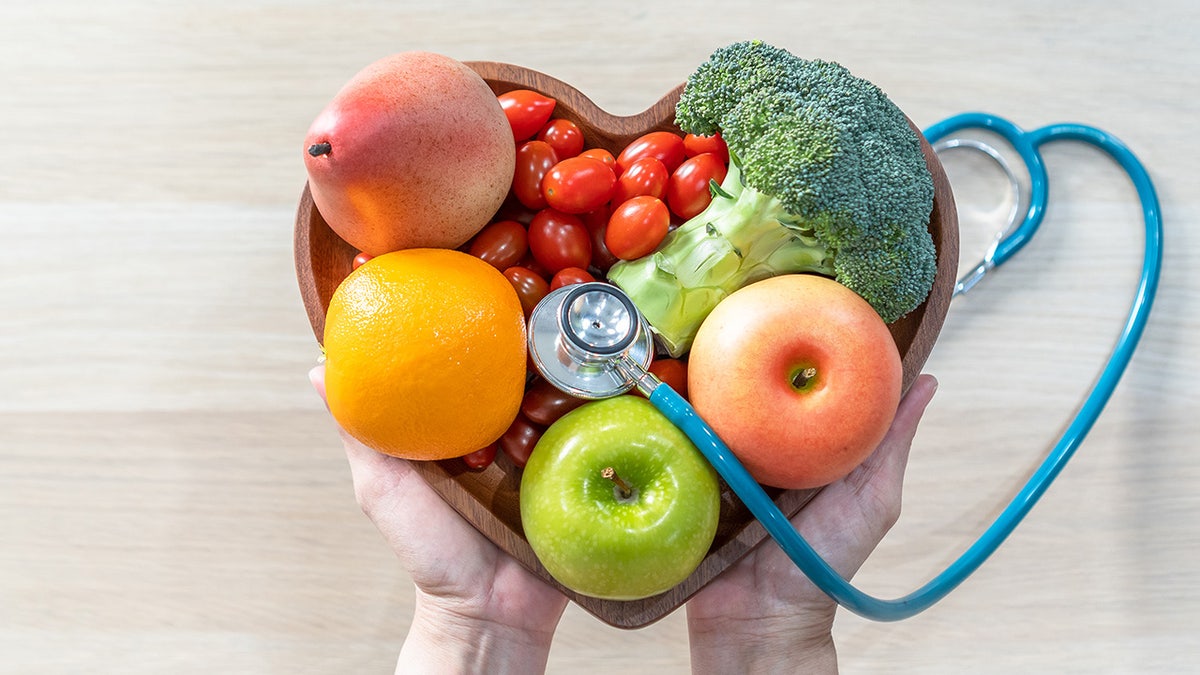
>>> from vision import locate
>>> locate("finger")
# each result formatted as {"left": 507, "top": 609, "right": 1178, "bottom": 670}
{"left": 850, "top": 373, "right": 939, "bottom": 498}
{"left": 308, "top": 363, "right": 328, "bottom": 403}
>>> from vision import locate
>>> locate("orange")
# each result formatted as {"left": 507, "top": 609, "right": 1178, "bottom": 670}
{"left": 322, "top": 248, "right": 527, "bottom": 460}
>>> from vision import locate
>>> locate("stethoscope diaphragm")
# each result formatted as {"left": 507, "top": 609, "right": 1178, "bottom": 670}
{"left": 527, "top": 282, "right": 655, "bottom": 400}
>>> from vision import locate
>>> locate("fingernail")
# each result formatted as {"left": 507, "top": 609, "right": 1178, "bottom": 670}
{"left": 308, "top": 364, "right": 327, "bottom": 401}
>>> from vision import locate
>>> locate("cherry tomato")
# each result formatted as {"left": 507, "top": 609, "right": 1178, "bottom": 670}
{"left": 515, "top": 250, "right": 553, "bottom": 280}
{"left": 649, "top": 358, "right": 689, "bottom": 399}
{"left": 512, "top": 140, "right": 558, "bottom": 210}
{"left": 605, "top": 195, "right": 671, "bottom": 260}
{"left": 499, "top": 414, "right": 543, "bottom": 468}
{"left": 580, "top": 204, "right": 620, "bottom": 272}
{"left": 615, "top": 131, "right": 686, "bottom": 175}
{"left": 537, "top": 118, "right": 585, "bottom": 159}
{"left": 610, "top": 156, "right": 668, "bottom": 205}
{"left": 549, "top": 266, "right": 595, "bottom": 291}
{"left": 527, "top": 208, "right": 592, "bottom": 273}
{"left": 683, "top": 132, "right": 729, "bottom": 163}
{"left": 462, "top": 443, "right": 498, "bottom": 470}
{"left": 521, "top": 378, "right": 588, "bottom": 426}
{"left": 579, "top": 202, "right": 610, "bottom": 231}
{"left": 468, "top": 220, "right": 528, "bottom": 270}
{"left": 503, "top": 266, "right": 550, "bottom": 318}
{"left": 667, "top": 152, "right": 728, "bottom": 219}
{"left": 579, "top": 147, "right": 617, "bottom": 171}
{"left": 352, "top": 252, "right": 373, "bottom": 270}
{"left": 587, "top": 223, "right": 620, "bottom": 272}
{"left": 498, "top": 90, "right": 556, "bottom": 141}
{"left": 541, "top": 156, "right": 616, "bottom": 215}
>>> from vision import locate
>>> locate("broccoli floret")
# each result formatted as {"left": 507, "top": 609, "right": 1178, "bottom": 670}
{"left": 607, "top": 40, "right": 936, "bottom": 357}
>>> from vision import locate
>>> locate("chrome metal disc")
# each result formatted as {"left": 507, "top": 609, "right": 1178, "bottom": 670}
{"left": 527, "top": 282, "right": 654, "bottom": 400}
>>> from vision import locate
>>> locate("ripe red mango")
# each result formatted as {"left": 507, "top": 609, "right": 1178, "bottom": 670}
{"left": 304, "top": 51, "right": 515, "bottom": 256}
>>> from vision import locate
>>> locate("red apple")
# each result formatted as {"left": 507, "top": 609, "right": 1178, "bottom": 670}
{"left": 686, "top": 274, "right": 902, "bottom": 490}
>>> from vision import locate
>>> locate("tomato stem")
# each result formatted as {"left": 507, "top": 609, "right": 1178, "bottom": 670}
{"left": 601, "top": 467, "right": 634, "bottom": 501}
{"left": 308, "top": 142, "right": 332, "bottom": 157}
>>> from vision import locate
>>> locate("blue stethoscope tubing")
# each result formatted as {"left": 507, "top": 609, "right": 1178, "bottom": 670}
{"left": 648, "top": 112, "right": 1163, "bottom": 621}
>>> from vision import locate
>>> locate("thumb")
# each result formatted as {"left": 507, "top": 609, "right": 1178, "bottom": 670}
{"left": 309, "top": 363, "right": 328, "bottom": 404}
{"left": 852, "top": 373, "right": 939, "bottom": 498}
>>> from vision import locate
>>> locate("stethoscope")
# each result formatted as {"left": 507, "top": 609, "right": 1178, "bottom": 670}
{"left": 526, "top": 112, "right": 1163, "bottom": 622}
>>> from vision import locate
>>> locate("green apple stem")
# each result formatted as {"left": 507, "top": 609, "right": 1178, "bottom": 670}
{"left": 308, "top": 142, "right": 332, "bottom": 157}
{"left": 601, "top": 467, "right": 635, "bottom": 501}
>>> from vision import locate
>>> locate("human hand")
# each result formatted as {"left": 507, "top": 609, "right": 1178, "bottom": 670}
{"left": 685, "top": 374, "right": 939, "bottom": 674}
{"left": 309, "top": 364, "right": 568, "bottom": 674}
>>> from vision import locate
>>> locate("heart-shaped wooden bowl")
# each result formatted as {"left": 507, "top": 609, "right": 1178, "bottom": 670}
{"left": 295, "top": 61, "right": 959, "bottom": 629}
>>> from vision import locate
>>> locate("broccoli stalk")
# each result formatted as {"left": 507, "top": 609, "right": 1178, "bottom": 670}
{"left": 606, "top": 157, "right": 834, "bottom": 356}
{"left": 606, "top": 40, "right": 937, "bottom": 357}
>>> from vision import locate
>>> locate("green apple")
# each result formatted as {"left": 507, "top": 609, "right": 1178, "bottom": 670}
{"left": 519, "top": 395, "right": 721, "bottom": 601}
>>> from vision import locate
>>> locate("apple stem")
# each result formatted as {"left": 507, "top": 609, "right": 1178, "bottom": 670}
{"left": 792, "top": 366, "right": 818, "bottom": 389}
{"left": 308, "top": 142, "right": 332, "bottom": 157}
{"left": 601, "top": 467, "right": 634, "bottom": 500}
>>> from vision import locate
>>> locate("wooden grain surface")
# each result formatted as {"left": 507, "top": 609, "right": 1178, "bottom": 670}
{"left": 3, "top": 1, "right": 1198, "bottom": 673}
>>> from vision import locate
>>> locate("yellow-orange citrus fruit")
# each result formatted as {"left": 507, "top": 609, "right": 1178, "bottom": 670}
{"left": 322, "top": 248, "right": 527, "bottom": 460}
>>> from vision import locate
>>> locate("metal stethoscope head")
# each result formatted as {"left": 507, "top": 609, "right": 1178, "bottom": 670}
{"left": 528, "top": 281, "right": 658, "bottom": 400}
{"left": 522, "top": 112, "right": 1162, "bottom": 622}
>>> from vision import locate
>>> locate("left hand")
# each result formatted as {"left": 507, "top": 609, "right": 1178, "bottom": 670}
{"left": 310, "top": 364, "right": 567, "bottom": 673}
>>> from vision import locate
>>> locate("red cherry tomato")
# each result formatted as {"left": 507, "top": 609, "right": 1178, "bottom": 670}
{"left": 587, "top": 224, "right": 620, "bottom": 272}
{"left": 499, "top": 414, "right": 543, "bottom": 468}
{"left": 521, "top": 378, "right": 588, "bottom": 426}
{"left": 667, "top": 152, "right": 728, "bottom": 219}
{"left": 537, "top": 118, "right": 585, "bottom": 159}
{"left": 541, "top": 156, "right": 616, "bottom": 215}
{"left": 549, "top": 266, "right": 595, "bottom": 291}
{"left": 605, "top": 195, "right": 671, "bottom": 260}
{"left": 615, "top": 131, "right": 686, "bottom": 175}
{"left": 512, "top": 141, "right": 559, "bottom": 210}
{"left": 462, "top": 443, "right": 498, "bottom": 470}
{"left": 498, "top": 90, "right": 556, "bottom": 141}
{"left": 527, "top": 208, "right": 592, "bottom": 273}
{"left": 610, "top": 156, "right": 668, "bottom": 205}
{"left": 579, "top": 202, "right": 610, "bottom": 231}
{"left": 515, "top": 250, "right": 553, "bottom": 280}
{"left": 468, "top": 220, "right": 528, "bottom": 270}
{"left": 580, "top": 204, "right": 620, "bottom": 272}
{"left": 683, "top": 132, "right": 729, "bottom": 163}
{"left": 352, "top": 252, "right": 373, "bottom": 270}
{"left": 649, "top": 358, "right": 689, "bottom": 399}
{"left": 504, "top": 266, "right": 550, "bottom": 318}
{"left": 579, "top": 147, "right": 617, "bottom": 171}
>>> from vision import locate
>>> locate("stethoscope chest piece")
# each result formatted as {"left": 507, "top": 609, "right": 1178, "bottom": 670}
{"left": 527, "top": 282, "right": 655, "bottom": 399}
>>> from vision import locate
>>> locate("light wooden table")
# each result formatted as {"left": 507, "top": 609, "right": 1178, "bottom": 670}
{"left": 3, "top": 2, "right": 1197, "bottom": 673}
